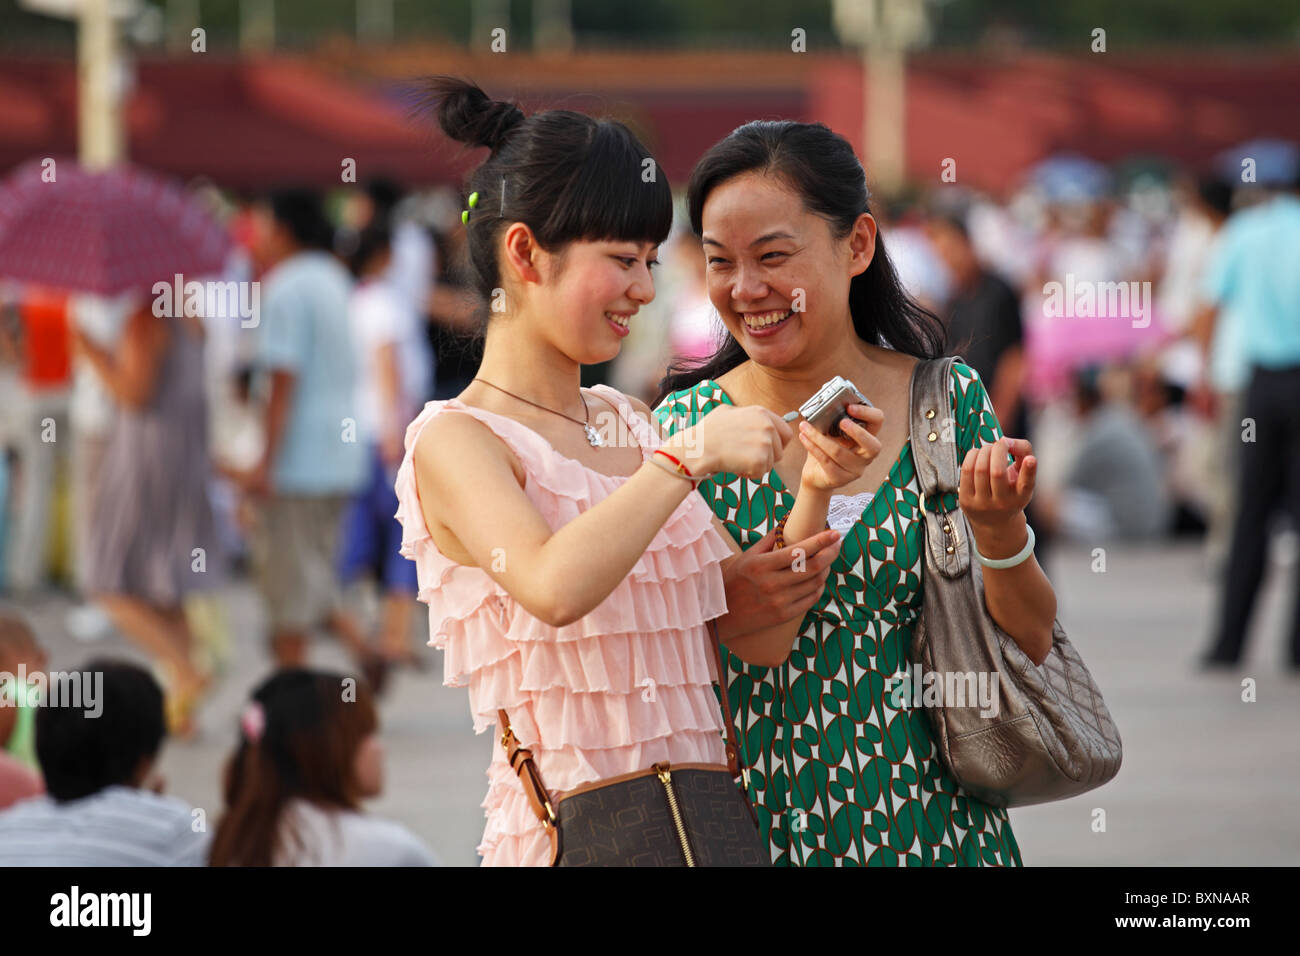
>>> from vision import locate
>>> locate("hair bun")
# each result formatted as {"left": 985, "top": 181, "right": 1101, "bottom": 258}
{"left": 424, "top": 75, "right": 525, "bottom": 152}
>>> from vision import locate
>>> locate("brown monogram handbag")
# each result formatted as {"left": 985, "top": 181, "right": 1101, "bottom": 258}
{"left": 498, "top": 620, "right": 770, "bottom": 866}
{"left": 906, "top": 355, "right": 1123, "bottom": 807}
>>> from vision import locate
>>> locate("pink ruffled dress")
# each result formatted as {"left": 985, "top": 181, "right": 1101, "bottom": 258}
{"left": 393, "top": 384, "right": 733, "bottom": 866}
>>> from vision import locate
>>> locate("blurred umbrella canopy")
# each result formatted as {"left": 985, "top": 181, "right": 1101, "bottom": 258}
{"left": 0, "top": 157, "right": 232, "bottom": 295}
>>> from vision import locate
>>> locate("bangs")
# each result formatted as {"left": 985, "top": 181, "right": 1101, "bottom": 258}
{"left": 537, "top": 117, "right": 674, "bottom": 248}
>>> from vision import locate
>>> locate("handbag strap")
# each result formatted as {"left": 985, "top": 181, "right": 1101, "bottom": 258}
{"left": 908, "top": 355, "right": 961, "bottom": 497}
{"left": 908, "top": 355, "right": 973, "bottom": 580}
{"left": 707, "top": 618, "right": 747, "bottom": 784}
{"left": 497, "top": 708, "right": 558, "bottom": 832}
{"left": 497, "top": 618, "right": 753, "bottom": 831}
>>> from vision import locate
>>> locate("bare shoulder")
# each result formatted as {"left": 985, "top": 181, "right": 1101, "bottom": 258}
{"left": 859, "top": 348, "right": 922, "bottom": 396}
{"left": 413, "top": 409, "right": 525, "bottom": 490}
{"left": 878, "top": 348, "right": 922, "bottom": 378}
{"left": 411, "top": 410, "right": 525, "bottom": 567}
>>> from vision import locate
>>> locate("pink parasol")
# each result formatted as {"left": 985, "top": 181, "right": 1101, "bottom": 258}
{"left": 0, "top": 157, "right": 232, "bottom": 295}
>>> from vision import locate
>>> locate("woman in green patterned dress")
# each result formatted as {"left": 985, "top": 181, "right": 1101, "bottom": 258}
{"left": 653, "top": 121, "right": 1060, "bottom": 866}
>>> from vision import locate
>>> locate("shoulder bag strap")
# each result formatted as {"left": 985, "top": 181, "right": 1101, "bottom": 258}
{"left": 707, "top": 618, "right": 760, "bottom": 826}
{"left": 497, "top": 709, "right": 557, "bottom": 829}
{"left": 707, "top": 618, "right": 746, "bottom": 783}
{"left": 908, "top": 355, "right": 971, "bottom": 579}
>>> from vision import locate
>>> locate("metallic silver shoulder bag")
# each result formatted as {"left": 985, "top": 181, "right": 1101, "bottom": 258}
{"left": 906, "top": 355, "right": 1123, "bottom": 807}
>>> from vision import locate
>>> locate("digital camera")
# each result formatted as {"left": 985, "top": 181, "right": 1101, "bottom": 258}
{"left": 798, "top": 376, "right": 873, "bottom": 437}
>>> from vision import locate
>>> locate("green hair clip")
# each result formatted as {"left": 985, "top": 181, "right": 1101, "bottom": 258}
{"left": 460, "top": 191, "right": 480, "bottom": 225}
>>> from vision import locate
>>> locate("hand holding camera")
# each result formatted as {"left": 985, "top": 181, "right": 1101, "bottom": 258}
{"left": 793, "top": 376, "right": 885, "bottom": 493}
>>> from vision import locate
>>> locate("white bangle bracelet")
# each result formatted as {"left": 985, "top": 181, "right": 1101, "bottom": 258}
{"left": 976, "top": 523, "right": 1036, "bottom": 569}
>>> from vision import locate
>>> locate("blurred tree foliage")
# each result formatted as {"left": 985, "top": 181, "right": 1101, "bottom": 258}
{"left": 0, "top": 0, "right": 1296, "bottom": 52}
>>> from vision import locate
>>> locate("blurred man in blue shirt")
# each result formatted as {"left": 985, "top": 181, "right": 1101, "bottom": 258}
{"left": 243, "top": 189, "right": 366, "bottom": 669}
{"left": 1195, "top": 174, "right": 1300, "bottom": 670}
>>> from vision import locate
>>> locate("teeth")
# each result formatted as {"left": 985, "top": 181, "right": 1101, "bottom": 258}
{"left": 606, "top": 312, "right": 630, "bottom": 328}
{"left": 742, "top": 310, "right": 792, "bottom": 329}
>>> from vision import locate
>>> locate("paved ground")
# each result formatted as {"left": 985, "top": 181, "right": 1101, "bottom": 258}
{"left": 7, "top": 535, "right": 1300, "bottom": 866}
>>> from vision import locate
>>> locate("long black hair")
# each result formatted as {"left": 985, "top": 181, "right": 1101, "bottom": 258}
{"left": 654, "top": 121, "right": 945, "bottom": 404}
{"left": 422, "top": 76, "right": 673, "bottom": 332}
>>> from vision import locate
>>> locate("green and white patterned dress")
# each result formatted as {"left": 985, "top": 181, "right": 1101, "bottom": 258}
{"left": 654, "top": 361, "right": 1023, "bottom": 866}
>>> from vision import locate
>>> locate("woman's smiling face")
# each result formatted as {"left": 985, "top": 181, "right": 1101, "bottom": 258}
{"left": 537, "top": 238, "right": 658, "bottom": 365}
{"left": 700, "top": 170, "right": 876, "bottom": 369}
{"left": 498, "top": 227, "right": 659, "bottom": 366}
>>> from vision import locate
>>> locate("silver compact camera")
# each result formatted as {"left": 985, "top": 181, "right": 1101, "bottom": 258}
{"left": 798, "top": 376, "right": 873, "bottom": 437}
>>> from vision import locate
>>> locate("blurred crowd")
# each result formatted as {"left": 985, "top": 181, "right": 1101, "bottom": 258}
{"left": 0, "top": 178, "right": 481, "bottom": 711}
{"left": 1, "top": 141, "right": 1298, "bottom": 863}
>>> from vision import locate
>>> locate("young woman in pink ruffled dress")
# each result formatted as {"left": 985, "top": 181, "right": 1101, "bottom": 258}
{"left": 392, "top": 79, "right": 878, "bottom": 865}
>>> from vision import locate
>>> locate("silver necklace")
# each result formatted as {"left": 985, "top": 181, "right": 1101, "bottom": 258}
{"left": 472, "top": 378, "right": 604, "bottom": 447}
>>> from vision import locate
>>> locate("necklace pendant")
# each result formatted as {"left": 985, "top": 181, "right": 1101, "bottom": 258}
{"left": 584, "top": 424, "right": 603, "bottom": 447}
